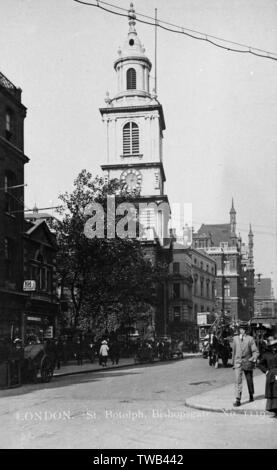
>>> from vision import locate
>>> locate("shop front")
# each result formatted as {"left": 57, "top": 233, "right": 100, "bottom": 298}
{"left": 23, "top": 297, "right": 59, "bottom": 344}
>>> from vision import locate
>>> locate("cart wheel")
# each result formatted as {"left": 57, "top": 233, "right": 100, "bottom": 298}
{"left": 41, "top": 358, "right": 54, "bottom": 383}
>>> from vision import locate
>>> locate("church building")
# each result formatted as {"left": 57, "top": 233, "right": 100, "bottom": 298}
{"left": 100, "top": 3, "right": 170, "bottom": 244}
{"left": 99, "top": 3, "right": 172, "bottom": 335}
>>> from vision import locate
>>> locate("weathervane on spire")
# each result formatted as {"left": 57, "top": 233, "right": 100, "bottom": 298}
{"left": 128, "top": 2, "right": 136, "bottom": 33}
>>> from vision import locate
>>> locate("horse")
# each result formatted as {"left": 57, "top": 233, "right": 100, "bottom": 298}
{"left": 208, "top": 329, "right": 232, "bottom": 368}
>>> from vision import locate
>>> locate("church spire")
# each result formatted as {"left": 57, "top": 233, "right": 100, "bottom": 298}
{"left": 248, "top": 223, "right": 254, "bottom": 265}
{"left": 230, "top": 198, "right": 236, "bottom": 214}
{"left": 111, "top": 2, "right": 153, "bottom": 106}
{"left": 230, "top": 198, "right": 236, "bottom": 234}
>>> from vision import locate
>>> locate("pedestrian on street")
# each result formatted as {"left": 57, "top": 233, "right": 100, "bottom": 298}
{"left": 258, "top": 336, "right": 277, "bottom": 418}
{"left": 54, "top": 337, "right": 63, "bottom": 370}
{"left": 109, "top": 340, "right": 120, "bottom": 365}
{"left": 88, "top": 341, "right": 95, "bottom": 363}
{"left": 75, "top": 337, "right": 83, "bottom": 366}
{"left": 99, "top": 340, "right": 109, "bottom": 367}
{"left": 232, "top": 322, "right": 258, "bottom": 407}
{"left": 62, "top": 337, "right": 68, "bottom": 365}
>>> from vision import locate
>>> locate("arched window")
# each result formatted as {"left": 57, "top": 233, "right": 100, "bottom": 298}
{"left": 123, "top": 122, "right": 139, "bottom": 155}
{"left": 127, "top": 68, "right": 136, "bottom": 89}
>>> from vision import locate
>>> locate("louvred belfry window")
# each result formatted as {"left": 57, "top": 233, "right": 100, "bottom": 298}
{"left": 123, "top": 122, "right": 139, "bottom": 155}
{"left": 127, "top": 68, "right": 136, "bottom": 90}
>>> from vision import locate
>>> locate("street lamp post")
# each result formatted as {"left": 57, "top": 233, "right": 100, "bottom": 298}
{"left": 221, "top": 249, "right": 225, "bottom": 315}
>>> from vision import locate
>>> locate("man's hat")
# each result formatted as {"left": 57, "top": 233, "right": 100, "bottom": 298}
{"left": 238, "top": 321, "right": 249, "bottom": 329}
{"left": 267, "top": 337, "right": 277, "bottom": 347}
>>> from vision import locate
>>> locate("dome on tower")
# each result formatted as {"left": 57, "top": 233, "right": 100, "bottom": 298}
{"left": 114, "top": 3, "right": 151, "bottom": 69}
{"left": 110, "top": 2, "right": 156, "bottom": 107}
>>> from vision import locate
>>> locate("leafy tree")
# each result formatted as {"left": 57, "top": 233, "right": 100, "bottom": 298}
{"left": 55, "top": 170, "right": 167, "bottom": 333}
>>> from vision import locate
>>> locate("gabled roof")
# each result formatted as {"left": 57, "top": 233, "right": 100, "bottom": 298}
{"left": 24, "top": 219, "right": 57, "bottom": 249}
{"left": 196, "top": 223, "right": 234, "bottom": 245}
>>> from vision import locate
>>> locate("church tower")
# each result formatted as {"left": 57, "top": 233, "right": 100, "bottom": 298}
{"left": 100, "top": 3, "right": 170, "bottom": 243}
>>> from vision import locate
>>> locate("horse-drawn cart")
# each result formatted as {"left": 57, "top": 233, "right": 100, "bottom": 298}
{"left": 206, "top": 313, "right": 233, "bottom": 368}
{"left": 134, "top": 341, "right": 155, "bottom": 364}
{"left": 22, "top": 341, "right": 55, "bottom": 383}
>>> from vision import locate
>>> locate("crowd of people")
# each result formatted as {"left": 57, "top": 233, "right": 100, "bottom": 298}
{"left": 44, "top": 335, "right": 186, "bottom": 369}
{"left": 48, "top": 335, "right": 122, "bottom": 369}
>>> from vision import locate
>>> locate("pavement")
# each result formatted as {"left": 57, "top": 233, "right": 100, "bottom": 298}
{"left": 185, "top": 369, "right": 270, "bottom": 416}
{"left": 53, "top": 352, "right": 202, "bottom": 378}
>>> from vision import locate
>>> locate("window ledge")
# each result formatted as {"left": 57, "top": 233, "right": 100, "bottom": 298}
{"left": 121, "top": 154, "right": 143, "bottom": 159}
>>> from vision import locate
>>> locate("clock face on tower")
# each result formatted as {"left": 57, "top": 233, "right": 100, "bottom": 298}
{"left": 121, "top": 169, "right": 142, "bottom": 190}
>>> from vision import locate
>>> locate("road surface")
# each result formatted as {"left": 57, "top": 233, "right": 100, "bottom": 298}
{"left": 0, "top": 357, "right": 276, "bottom": 449}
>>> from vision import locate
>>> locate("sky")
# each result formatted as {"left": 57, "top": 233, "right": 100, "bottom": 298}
{"left": 1, "top": 0, "right": 277, "bottom": 292}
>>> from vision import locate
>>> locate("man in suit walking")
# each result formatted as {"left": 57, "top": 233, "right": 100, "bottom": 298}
{"left": 232, "top": 322, "right": 258, "bottom": 407}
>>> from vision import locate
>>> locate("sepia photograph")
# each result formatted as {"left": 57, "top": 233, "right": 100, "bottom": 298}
{"left": 0, "top": 0, "right": 277, "bottom": 451}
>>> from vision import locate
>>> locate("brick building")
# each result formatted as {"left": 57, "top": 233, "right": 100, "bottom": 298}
{"left": 23, "top": 220, "right": 59, "bottom": 340}
{"left": 0, "top": 71, "right": 28, "bottom": 338}
{"left": 189, "top": 247, "right": 217, "bottom": 317}
{"left": 0, "top": 70, "right": 59, "bottom": 341}
{"left": 192, "top": 200, "right": 255, "bottom": 321}
{"left": 253, "top": 277, "right": 276, "bottom": 320}
{"left": 167, "top": 242, "right": 216, "bottom": 346}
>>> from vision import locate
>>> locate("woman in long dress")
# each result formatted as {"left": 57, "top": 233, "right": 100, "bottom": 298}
{"left": 258, "top": 337, "right": 277, "bottom": 418}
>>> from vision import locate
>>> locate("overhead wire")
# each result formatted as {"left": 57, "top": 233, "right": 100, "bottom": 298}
{"left": 72, "top": 0, "right": 277, "bottom": 62}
